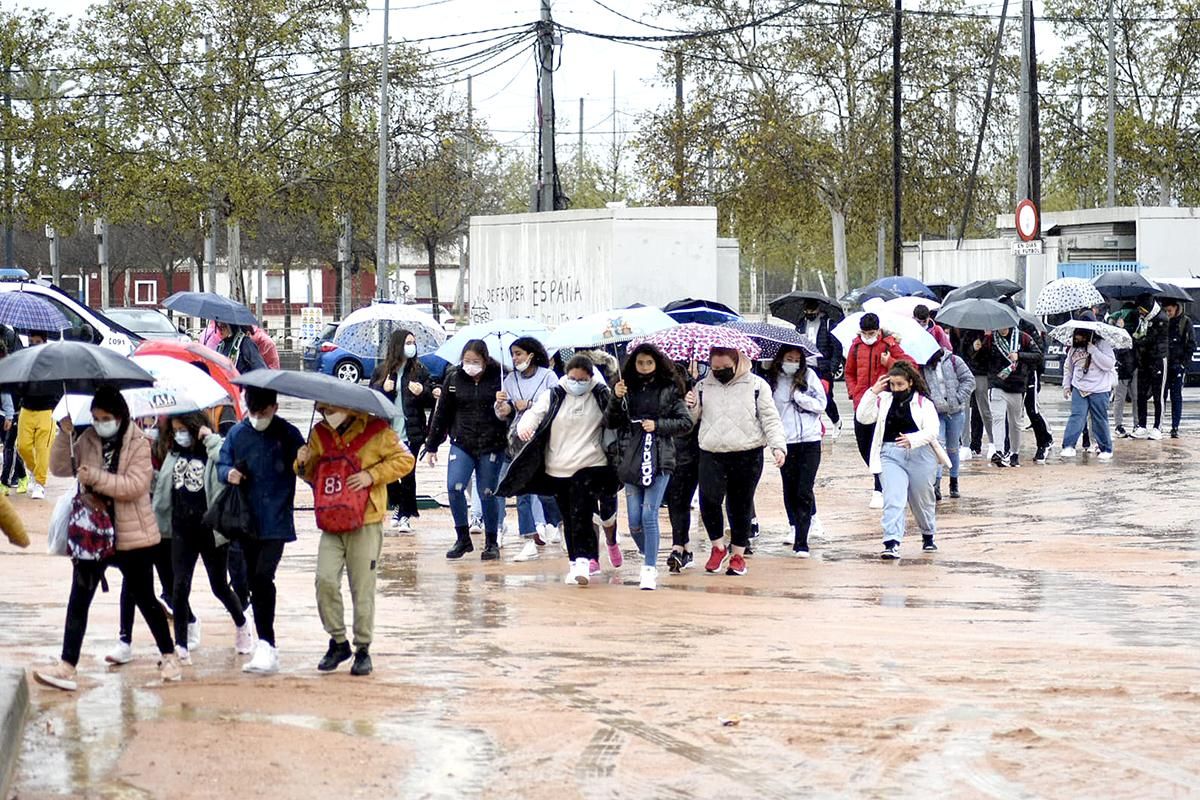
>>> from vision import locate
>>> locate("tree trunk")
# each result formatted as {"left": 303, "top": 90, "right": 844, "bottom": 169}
{"left": 226, "top": 219, "right": 245, "bottom": 302}
{"left": 876, "top": 219, "right": 886, "bottom": 280}
{"left": 830, "top": 206, "right": 849, "bottom": 298}
{"left": 1159, "top": 172, "right": 1172, "bottom": 206}
{"left": 426, "top": 240, "right": 441, "bottom": 322}
{"left": 282, "top": 255, "right": 293, "bottom": 348}
{"left": 193, "top": 254, "right": 204, "bottom": 293}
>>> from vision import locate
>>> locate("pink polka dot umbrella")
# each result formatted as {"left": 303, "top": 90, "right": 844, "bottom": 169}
{"left": 630, "top": 323, "right": 760, "bottom": 363}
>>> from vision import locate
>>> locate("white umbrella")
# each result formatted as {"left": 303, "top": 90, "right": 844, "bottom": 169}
{"left": 546, "top": 307, "right": 678, "bottom": 350}
{"left": 53, "top": 355, "right": 230, "bottom": 425}
{"left": 832, "top": 310, "right": 941, "bottom": 365}
{"left": 1034, "top": 278, "right": 1105, "bottom": 315}
{"left": 872, "top": 296, "right": 941, "bottom": 318}
{"left": 1048, "top": 320, "right": 1133, "bottom": 350}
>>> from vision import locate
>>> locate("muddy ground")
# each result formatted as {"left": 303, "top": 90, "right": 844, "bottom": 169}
{"left": 3, "top": 392, "right": 1198, "bottom": 799}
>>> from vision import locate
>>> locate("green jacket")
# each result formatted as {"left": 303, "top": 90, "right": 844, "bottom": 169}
{"left": 152, "top": 433, "right": 229, "bottom": 547}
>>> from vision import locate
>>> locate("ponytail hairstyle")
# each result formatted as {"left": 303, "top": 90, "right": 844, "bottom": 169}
{"left": 887, "top": 360, "right": 929, "bottom": 397}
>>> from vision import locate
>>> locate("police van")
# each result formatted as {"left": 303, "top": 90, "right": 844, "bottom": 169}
{"left": 0, "top": 273, "right": 139, "bottom": 354}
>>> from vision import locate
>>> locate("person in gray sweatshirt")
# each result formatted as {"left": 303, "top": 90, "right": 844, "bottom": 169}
{"left": 1060, "top": 329, "right": 1117, "bottom": 459}
{"left": 921, "top": 348, "right": 975, "bottom": 500}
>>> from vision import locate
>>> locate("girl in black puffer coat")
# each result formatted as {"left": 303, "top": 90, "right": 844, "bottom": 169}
{"left": 604, "top": 344, "right": 692, "bottom": 590}
{"left": 369, "top": 329, "right": 434, "bottom": 533}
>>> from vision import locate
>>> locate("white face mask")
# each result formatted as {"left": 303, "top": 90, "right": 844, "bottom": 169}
{"left": 403, "top": 344, "right": 417, "bottom": 359}
{"left": 462, "top": 362, "right": 483, "bottom": 377}
{"left": 174, "top": 430, "right": 193, "bottom": 449}
{"left": 142, "top": 427, "right": 159, "bottom": 442}
{"left": 324, "top": 411, "right": 348, "bottom": 430}
{"left": 564, "top": 378, "right": 590, "bottom": 396}
{"left": 860, "top": 333, "right": 879, "bottom": 345}
{"left": 781, "top": 362, "right": 801, "bottom": 375}
{"left": 93, "top": 419, "right": 120, "bottom": 439}
{"left": 249, "top": 414, "right": 272, "bottom": 432}
{"left": 514, "top": 359, "right": 531, "bottom": 373}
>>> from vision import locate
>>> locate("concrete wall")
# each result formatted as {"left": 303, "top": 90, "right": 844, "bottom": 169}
{"left": 1136, "top": 211, "right": 1200, "bottom": 278}
{"left": 469, "top": 207, "right": 728, "bottom": 325}
{"left": 716, "top": 238, "right": 741, "bottom": 311}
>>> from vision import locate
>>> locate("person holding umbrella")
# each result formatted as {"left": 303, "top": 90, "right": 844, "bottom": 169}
{"left": 797, "top": 299, "right": 843, "bottom": 437}
{"left": 296, "top": 401, "right": 413, "bottom": 676}
{"left": 1163, "top": 299, "right": 1194, "bottom": 438}
{"left": 970, "top": 324, "right": 1043, "bottom": 467}
{"left": 369, "top": 329, "right": 433, "bottom": 533}
{"left": 1129, "top": 292, "right": 1169, "bottom": 440}
{"left": 1060, "top": 328, "right": 1117, "bottom": 460}
{"left": 215, "top": 322, "right": 267, "bottom": 375}
{"left": 35, "top": 386, "right": 182, "bottom": 691}
{"left": 921, "top": 348, "right": 975, "bottom": 499}
{"left": 766, "top": 345, "right": 826, "bottom": 557}
{"left": 16, "top": 331, "right": 62, "bottom": 500}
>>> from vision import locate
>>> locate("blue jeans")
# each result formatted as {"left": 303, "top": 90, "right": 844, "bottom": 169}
{"left": 937, "top": 411, "right": 966, "bottom": 480}
{"left": 880, "top": 443, "right": 938, "bottom": 544}
{"left": 447, "top": 445, "right": 503, "bottom": 533}
{"left": 516, "top": 493, "right": 562, "bottom": 535}
{"left": 625, "top": 474, "right": 671, "bottom": 568}
{"left": 1168, "top": 365, "right": 1185, "bottom": 431}
{"left": 1062, "top": 389, "right": 1113, "bottom": 453}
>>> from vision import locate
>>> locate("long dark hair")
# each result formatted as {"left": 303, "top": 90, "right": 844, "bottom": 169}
{"left": 621, "top": 343, "right": 686, "bottom": 396}
{"left": 91, "top": 384, "right": 131, "bottom": 471}
{"left": 460, "top": 339, "right": 500, "bottom": 380}
{"left": 509, "top": 336, "right": 550, "bottom": 370}
{"left": 767, "top": 346, "right": 810, "bottom": 392}
{"left": 171, "top": 411, "right": 210, "bottom": 453}
{"left": 379, "top": 328, "right": 414, "bottom": 380}
{"left": 888, "top": 360, "right": 930, "bottom": 397}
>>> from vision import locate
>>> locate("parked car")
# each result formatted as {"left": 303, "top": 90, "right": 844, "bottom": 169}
{"left": 303, "top": 323, "right": 372, "bottom": 382}
{"left": 0, "top": 277, "right": 139, "bottom": 354}
{"left": 103, "top": 308, "right": 191, "bottom": 343}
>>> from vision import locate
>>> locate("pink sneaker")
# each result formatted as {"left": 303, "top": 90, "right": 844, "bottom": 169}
{"left": 588, "top": 559, "right": 602, "bottom": 576}
{"left": 606, "top": 543, "right": 623, "bottom": 568}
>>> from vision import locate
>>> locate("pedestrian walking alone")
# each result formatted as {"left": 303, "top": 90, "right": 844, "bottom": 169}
{"left": 767, "top": 346, "right": 826, "bottom": 557}
{"left": 605, "top": 344, "right": 692, "bottom": 589}
{"left": 921, "top": 348, "right": 975, "bottom": 500}
{"left": 855, "top": 362, "right": 951, "bottom": 559}
{"left": 16, "top": 331, "right": 61, "bottom": 499}
{"left": 1059, "top": 330, "right": 1117, "bottom": 460}
{"left": 369, "top": 329, "right": 433, "bottom": 533}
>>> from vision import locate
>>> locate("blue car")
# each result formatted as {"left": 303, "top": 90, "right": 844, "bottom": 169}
{"left": 302, "top": 322, "right": 449, "bottom": 384}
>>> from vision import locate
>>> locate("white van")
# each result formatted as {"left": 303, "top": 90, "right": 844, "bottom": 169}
{"left": 0, "top": 277, "right": 139, "bottom": 355}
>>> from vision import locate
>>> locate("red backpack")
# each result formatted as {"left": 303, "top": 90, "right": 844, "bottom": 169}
{"left": 312, "top": 418, "right": 389, "bottom": 534}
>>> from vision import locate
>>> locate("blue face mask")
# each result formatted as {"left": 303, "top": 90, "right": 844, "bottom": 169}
{"left": 564, "top": 379, "right": 590, "bottom": 396}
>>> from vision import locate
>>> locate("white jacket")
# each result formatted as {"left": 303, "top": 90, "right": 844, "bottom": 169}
{"left": 692, "top": 358, "right": 787, "bottom": 454}
{"left": 855, "top": 388, "right": 951, "bottom": 474}
{"left": 518, "top": 370, "right": 608, "bottom": 478}
{"left": 772, "top": 369, "right": 826, "bottom": 444}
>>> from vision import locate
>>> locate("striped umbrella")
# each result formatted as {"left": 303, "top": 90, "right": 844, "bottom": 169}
{"left": 630, "top": 322, "right": 760, "bottom": 363}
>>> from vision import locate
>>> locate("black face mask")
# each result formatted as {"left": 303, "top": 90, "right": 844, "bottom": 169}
{"left": 1073, "top": 336, "right": 1090, "bottom": 348}
{"left": 713, "top": 367, "right": 735, "bottom": 384}
{"left": 891, "top": 388, "right": 912, "bottom": 404}
{"left": 803, "top": 312, "right": 819, "bottom": 320}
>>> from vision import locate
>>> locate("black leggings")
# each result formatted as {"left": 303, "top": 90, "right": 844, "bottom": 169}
{"left": 172, "top": 525, "right": 246, "bottom": 648}
{"left": 547, "top": 467, "right": 608, "bottom": 562}
{"left": 63, "top": 548, "right": 173, "bottom": 666}
{"left": 1136, "top": 365, "right": 1164, "bottom": 428}
{"left": 119, "top": 538, "right": 193, "bottom": 645}
{"left": 699, "top": 449, "right": 763, "bottom": 548}
{"left": 781, "top": 441, "right": 821, "bottom": 549}
{"left": 241, "top": 538, "right": 285, "bottom": 646}
{"left": 854, "top": 418, "right": 883, "bottom": 492}
{"left": 386, "top": 469, "right": 419, "bottom": 517}
{"left": 668, "top": 456, "right": 699, "bottom": 547}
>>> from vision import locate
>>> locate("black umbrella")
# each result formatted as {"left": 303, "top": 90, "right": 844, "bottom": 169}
{"left": 1155, "top": 282, "right": 1194, "bottom": 303}
{"left": 770, "top": 291, "right": 845, "bottom": 324}
{"left": 233, "top": 369, "right": 396, "bottom": 419}
{"left": 926, "top": 283, "right": 958, "bottom": 301}
{"left": 0, "top": 341, "right": 155, "bottom": 392}
{"left": 940, "top": 279, "right": 1023, "bottom": 306}
{"left": 936, "top": 299, "right": 1021, "bottom": 331}
{"left": 1092, "top": 271, "right": 1159, "bottom": 300}
{"left": 163, "top": 291, "right": 258, "bottom": 326}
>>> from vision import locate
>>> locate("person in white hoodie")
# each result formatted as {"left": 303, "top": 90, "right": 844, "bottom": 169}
{"left": 767, "top": 346, "right": 827, "bottom": 558}
{"left": 855, "top": 361, "right": 950, "bottom": 560}
{"left": 685, "top": 346, "right": 787, "bottom": 577}
{"left": 501, "top": 355, "right": 617, "bottom": 586}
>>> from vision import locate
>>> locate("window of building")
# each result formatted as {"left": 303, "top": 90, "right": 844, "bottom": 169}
{"left": 134, "top": 280, "right": 157, "bottom": 306}
{"left": 266, "top": 274, "right": 285, "bottom": 300}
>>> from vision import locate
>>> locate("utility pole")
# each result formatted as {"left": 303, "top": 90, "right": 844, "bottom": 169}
{"left": 1015, "top": 0, "right": 1032, "bottom": 289}
{"left": 891, "top": 0, "right": 902, "bottom": 276}
{"left": 203, "top": 33, "right": 217, "bottom": 293}
{"left": 1106, "top": 0, "right": 1116, "bottom": 207}
{"left": 97, "top": 69, "right": 110, "bottom": 307}
{"left": 674, "top": 50, "right": 685, "bottom": 205}
{"left": 3, "top": 62, "right": 12, "bottom": 268}
{"left": 536, "top": 0, "right": 557, "bottom": 212}
{"left": 577, "top": 97, "right": 584, "bottom": 194}
{"left": 46, "top": 225, "right": 59, "bottom": 285}
{"left": 338, "top": 3, "right": 353, "bottom": 318}
{"left": 375, "top": 0, "right": 392, "bottom": 299}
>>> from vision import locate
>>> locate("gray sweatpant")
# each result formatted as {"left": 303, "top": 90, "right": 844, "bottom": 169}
{"left": 1111, "top": 373, "right": 1137, "bottom": 430}
{"left": 989, "top": 388, "right": 1024, "bottom": 457}
{"left": 966, "top": 375, "right": 994, "bottom": 448}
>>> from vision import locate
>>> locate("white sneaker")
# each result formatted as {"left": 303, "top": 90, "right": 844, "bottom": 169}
{"left": 958, "top": 446, "right": 973, "bottom": 461}
{"left": 639, "top": 565, "right": 657, "bottom": 591}
{"left": 547, "top": 524, "right": 563, "bottom": 547}
{"left": 397, "top": 516, "right": 413, "bottom": 533}
{"left": 29, "top": 481, "right": 44, "bottom": 500}
{"left": 809, "top": 514, "right": 824, "bottom": 538}
{"left": 242, "top": 640, "right": 279, "bottom": 674}
{"left": 235, "top": 621, "right": 255, "bottom": 654}
{"left": 1131, "top": 427, "right": 1149, "bottom": 439}
{"left": 187, "top": 619, "right": 201, "bottom": 651}
{"left": 1148, "top": 427, "right": 1162, "bottom": 440}
{"left": 869, "top": 491, "right": 884, "bottom": 509}
{"left": 1060, "top": 447, "right": 1077, "bottom": 458}
{"left": 573, "top": 557, "right": 590, "bottom": 586}
{"left": 986, "top": 444, "right": 997, "bottom": 459}
{"left": 468, "top": 517, "right": 484, "bottom": 534}
{"left": 830, "top": 420, "right": 842, "bottom": 440}
{"left": 1097, "top": 451, "right": 1113, "bottom": 461}
{"left": 105, "top": 640, "right": 133, "bottom": 665}
{"left": 513, "top": 539, "right": 540, "bottom": 562}
{"left": 175, "top": 645, "right": 192, "bottom": 666}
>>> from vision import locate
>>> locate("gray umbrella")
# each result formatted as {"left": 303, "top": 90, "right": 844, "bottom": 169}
{"left": 0, "top": 341, "right": 155, "bottom": 392}
{"left": 232, "top": 369, "right": 396, "bottom": 419}
{"left": 163, "top": 291, "right": 258, "bottom": 326}
{"left": 936, "top": 298, "right": 1021, "bottom": 331}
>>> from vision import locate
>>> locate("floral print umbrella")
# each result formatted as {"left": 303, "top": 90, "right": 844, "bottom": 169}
{"left": 1034, "top": 278, "right": 1105, "bottom": 315}
{"left": 333, "top": 303, "right": 446, "bottom": 360}
{"left": 630, "top": 322, "right": 760, "bottom": 363}
{"left": 722, "top": 321, "right": 820, "bottom": 361}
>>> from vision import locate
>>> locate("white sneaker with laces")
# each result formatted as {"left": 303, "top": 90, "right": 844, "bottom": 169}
{"left": 1097, "top": 451, "right": 1113, "bottom": 461}
{"left": 235, "top": 621, "right": 255, "bottom": 654}
{"left": 1131, "top": 426, "right": 1149, "bottom": 439}
{"left": 869, "top": 491, "right": 884, "bottom": 509}
{"left": 397, "top": 516, "right": 413, "bottom": 533}
{"left": 809, "top": 514, "right": 824, "bottom": 538}
{"left": 564, "top": 560, "right": 580, "bottom": 584}
{"left": 105, "top": 640, "right": 133, "bottom": 665}
{"left": 958, "top": 446, "right": 973, "bottom": 461}
{"left": 242, "top": 640, "right": 279, "bottom": 674}
{"left": 1060, "top": 447, "right": 1077, "bottom": 458}
{"left": 29, "top": 481, "right": 44, "bottom": 500}
{"left": 1148, "top": 427, "right": 1163, "bottom": 440}
{"left": 469, "top": 517, "right": 484, "bottom": 534}
{"left": 573, "top": 557, "right": 590, "bottom": 586}
{"left": 175, "top": 645, "right": 192, "bottom": 666}
{"left": 639, "top": 565, "right": 657, "bottom": 591}
{"left": 187, "top": 619, "right": 202, "bottom": 651}
{"left": 514, "top": 539, "right": 541, "bottom": 562}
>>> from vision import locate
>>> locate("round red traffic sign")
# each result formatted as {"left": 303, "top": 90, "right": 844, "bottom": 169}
{"left": 1015, "top": 199, "right": 1040, "bottom": 242}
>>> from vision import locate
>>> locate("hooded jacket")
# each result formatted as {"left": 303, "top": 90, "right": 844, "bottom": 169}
{"left": 691, "top": 354, "right": 787, "bottom": 454}
{"left": 1166, "top": 313, "right": 1195, "bottom": 370}
{"left": 295, "top": 411, "right": 415, "bottom": 527}
{"left": 921, "top": 351, "right": 976, "bottom": 415}
{"left": 604, "top": 376, "right": 693, "bottom": 478}
{"left": 50, "top": 423, "right": 159, "bottom": 551}
{"left": 518, "top": 370, "right": 610, "bottom": 477}
{"left": 770, "top": 367, "right": 827, "bottom": 444}
{"left": 855, "top": 388, "right": 951, "bottom": 475}
{"left": 425, "top": 362, "right": 508, "bottom": 456}
{"left": 844, "top": 333, "right": 915, "bottom": 408}
{"left": 217, "top": 415, "right": 305, "bottom": 542}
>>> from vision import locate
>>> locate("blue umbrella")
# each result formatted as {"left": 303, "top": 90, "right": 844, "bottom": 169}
{"left": 163, "top": 291, "right": 257, "bottom": 326}
{"left": 863, "top": 276, "right": 937, "bottom": 300}
{"left": 436, "top": 317, "right": 552, "bottom": 370}
{"left": 662, "top": 298, "right": 741, "bottom": 326}
{"left": 723, "top": 321, "right": 821, "bottom": 361}
{"left": 0, "top": 291, "right": 68, "bottom": 331}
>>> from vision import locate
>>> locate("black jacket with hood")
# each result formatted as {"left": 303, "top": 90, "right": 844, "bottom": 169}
{"left": 425, "top": 362, "right": 508, "bottom": 457}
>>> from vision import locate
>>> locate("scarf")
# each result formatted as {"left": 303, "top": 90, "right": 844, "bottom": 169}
{"left": 993, "top": 330, "right": 1019, "bottom": 379}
